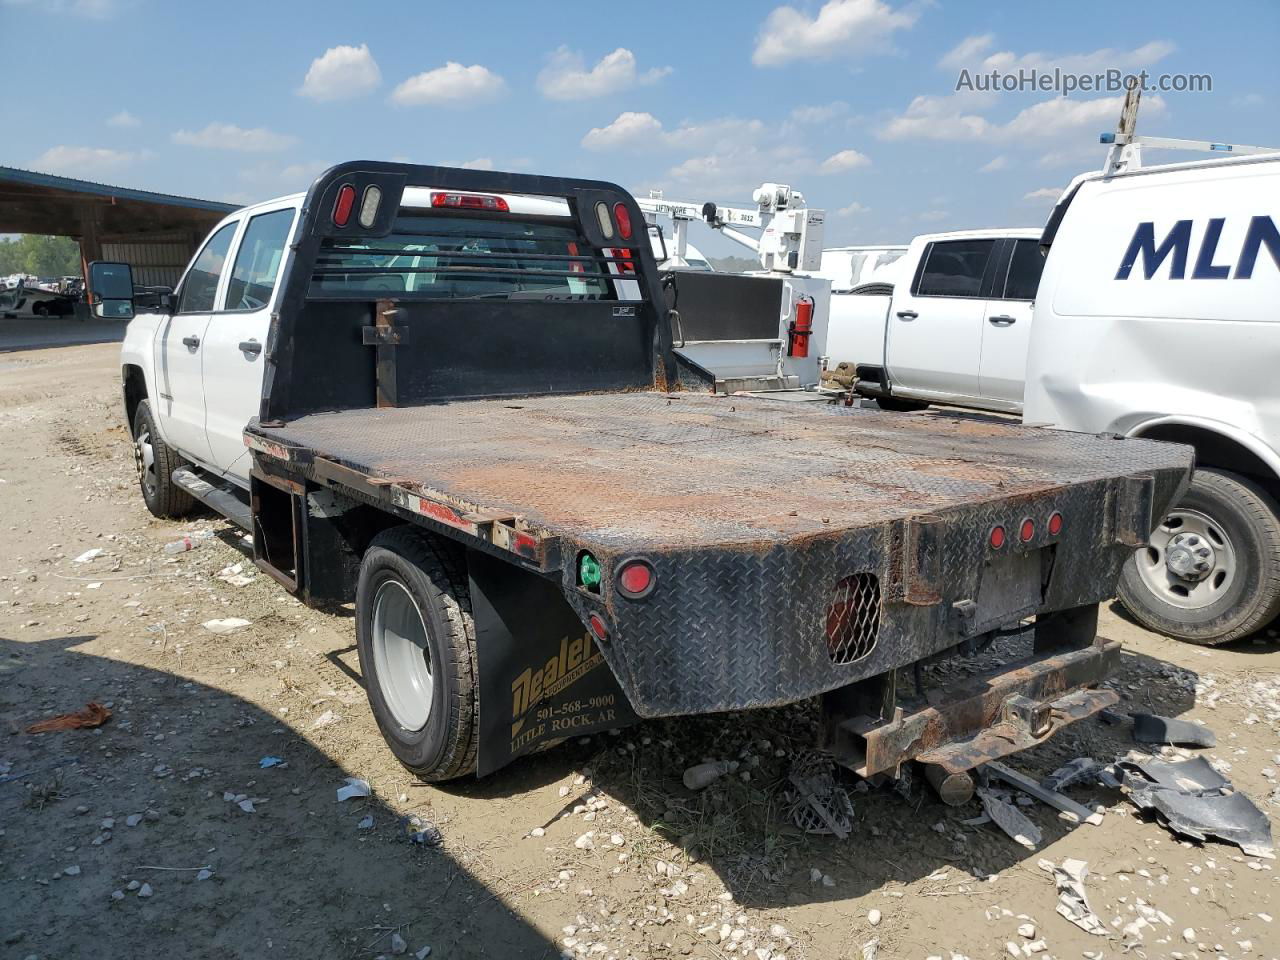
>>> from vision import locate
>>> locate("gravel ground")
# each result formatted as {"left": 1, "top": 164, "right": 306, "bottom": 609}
{"left": 1, "top": 342, "right": 1277, "bottom": 960}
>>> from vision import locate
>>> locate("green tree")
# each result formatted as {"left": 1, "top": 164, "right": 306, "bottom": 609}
{"left": 0, "top": 235, "right": 82, "bottom": 278}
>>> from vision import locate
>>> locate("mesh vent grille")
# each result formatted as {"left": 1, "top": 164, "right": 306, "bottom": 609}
{"left": 824, "top": 573, "right": 882, "bottom": 664}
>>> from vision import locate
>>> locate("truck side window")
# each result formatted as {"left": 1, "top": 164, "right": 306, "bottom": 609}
{"left": 177, "top": 222, "right": 238, "bottom": 314}
{"left": 224, "top": 208, "right": 296, "bottom": 311}
{"left": 914, "top": 240, "right": 995, "bottom": 298}
{"left": 1001, "top": 239, "right": 1045, "bottom": 301}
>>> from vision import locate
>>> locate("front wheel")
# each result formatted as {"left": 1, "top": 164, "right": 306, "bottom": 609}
{"left": 1117, "top": 468, "right": 1280, "bottom": 645}
{"left": 131, "top": 399, "right": 195, "bottom": 519}
{"left": 875, "top": 396, "right": 930, "bottom": 413}
{"left": 355, "top": 528, "right": 479, "bottom": 781}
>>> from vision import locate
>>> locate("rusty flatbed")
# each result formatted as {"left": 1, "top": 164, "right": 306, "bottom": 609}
{"left": 247, "top": 391, "right": 1189, "bottom": 551}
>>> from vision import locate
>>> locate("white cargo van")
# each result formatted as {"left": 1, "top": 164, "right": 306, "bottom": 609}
{"left": 1027, "top": 151, "right": 1280, "bottom": 645}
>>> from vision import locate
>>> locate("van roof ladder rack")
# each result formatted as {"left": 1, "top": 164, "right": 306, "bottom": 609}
{"left": 1100, "top": 81, "right": 1278, "bottom": 175}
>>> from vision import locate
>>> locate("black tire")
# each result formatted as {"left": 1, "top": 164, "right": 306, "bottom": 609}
{"left": 1117, "top": 468, "right": 1280, "bottom": 645}
{"left": 131, "top": 399, "right": 195, "bottom": 519}
{"left": 876, "top": 396, "right": 930, "bottom": 412}
{"left": 355, "top": 527, "right": 479, "bottom": 781}
{"left": 32, "top": 302, "right": 48, "bottom": 317}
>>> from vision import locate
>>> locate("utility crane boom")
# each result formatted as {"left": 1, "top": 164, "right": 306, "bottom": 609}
{"left": 638, "top": 183, "right": 825, "bottom": 274}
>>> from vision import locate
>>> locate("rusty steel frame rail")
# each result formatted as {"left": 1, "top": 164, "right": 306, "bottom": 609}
{"left": 832, "top": 637, "right": 1120, "bottom": 777}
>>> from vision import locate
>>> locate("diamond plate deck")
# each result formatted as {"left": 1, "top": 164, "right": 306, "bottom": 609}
{"left": 248, "top": 392, "right": 1192, "bottom": 717}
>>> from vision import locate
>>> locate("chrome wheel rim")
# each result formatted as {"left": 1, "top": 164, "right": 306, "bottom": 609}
{"left": 370, "top": 579, "right": 434, "bottom": 731}
{"left": 134, "top": 424, "right": 157, "bottom": 499}
{"left": 1136, "top": 508, "right": 1237, "bottom": 610}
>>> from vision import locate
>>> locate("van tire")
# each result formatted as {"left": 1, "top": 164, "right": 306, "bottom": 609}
{"left": 131, "top": 399, "right": 195, "bottom": 519}
{"left": 1117, "top": 468, "right": 1280, "bottom": 645}
{"left": 355, "top": 527, "right": 479, "bottom": 781}
{"left": 876, "top": 397, "right": 930, "bottom": 413}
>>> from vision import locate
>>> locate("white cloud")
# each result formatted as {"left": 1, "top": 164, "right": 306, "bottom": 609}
{"left": 173, "top": 122, "right": 296, "bottom": 152}
{"left": 460, "top": 157, "right": 495, "bottom": 170}
{"left": 917, "top": 209, "right": 948, "bottom": 222}
{"left": 537, "top": 47, "right": 671, "bottom": 100}
{"left": 837, "top": 200, "right": 868, "bottom": 217}
{"left": 818, "top": 149, "right": 871, "bottom": 173}
{"left": 753, "top": 0, "right": 918, "bottom": 67}
{"left": 661, "top": 141, "right": 812, "bottom": 198}
{"left": 1232, "top": 92, "right": 1264, "bottom": 108}
{"left": 969, "top": 39, "right": 1175, "bottom": 76}
{"left": 106, "top": 110, "right": 140, "bottom": 128}
{"left": 881, "top": 93, "right": 1164, "bottom": 143}
{"left": 1024, "top": 187, "right": 1062, "bottom": 201}
{"left": 2, "top": 0, "right": 122, "bottom": 18}
{"left": 34, "top": 145, "right": 139, "bottom": 179}
{"left": 391, "top": 62, "right": 505, "bottom": 106}
{"left": 299, "top": 44, "right": 381, "bottom": 101}
{"left": 581, "top": 112, "right": 765, "bottom": 153}
{"left": 582, "top": 112, "right": 666, "bottom": 151}
{"left": 978, "top": 155, "right": 1007, "bottom": 173}
{"left": 790, "top": 101, "right": 849, "bottom": 124}
{"left": 938, "top": 34, "right": 995, "bottom": 70}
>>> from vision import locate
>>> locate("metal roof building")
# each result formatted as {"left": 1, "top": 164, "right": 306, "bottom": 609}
{"left": 0, "top": 166, "right": 238, "bottom": 288}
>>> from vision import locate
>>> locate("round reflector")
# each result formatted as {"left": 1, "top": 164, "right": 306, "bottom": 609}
{"left": 616, "top": 558, "right": 656, "bottom": 599}
{"left": 1048, "top": 512, "right": 1064, "bottom": 536}
{"left": 613, "top": 201, "right": 633, "bottom": 240}
{"left": 989, "top": 525, "right": 1006, "bottom": 550}
{"left": 588, "top": 613, "right": 608, "bottom": 641}
{"left": 1020, "top": 518, "right": 1035, "bottom": 542}
{"left": 595, "top": 201, "right": 614, "bottom": 239}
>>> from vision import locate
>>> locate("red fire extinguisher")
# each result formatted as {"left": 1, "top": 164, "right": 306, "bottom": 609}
{"left": 788, "top": 297, "right": 814, "bottom": 358}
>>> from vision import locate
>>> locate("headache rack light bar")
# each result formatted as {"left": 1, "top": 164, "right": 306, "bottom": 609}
{"left": 310, "top": 265, "right": 624, "bottom": 281}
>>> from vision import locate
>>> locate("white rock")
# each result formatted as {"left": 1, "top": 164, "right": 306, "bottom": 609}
{"left": 769, "top": 924, "right": 788, "bottom": 938}
{"left": 414, "top": 947, "right": 431, "bottom": 960}
{"left": 390, "top": 932, "right": 407, "bottom": 955}
{"left": 1023, "top": 940, "right": 1046, "bottom": 955}
{"left": 558, "top": 785, "right": 571, "bottom": 798}
{"left": 126, "top": 880, "right": 140, "bottom": 891}
{"left": 1182, "top": 928, "right": 1196, "bottom": 942}
{"left": 530, "top": 827, "right": 545, "bottom": 838}
{"left": 63, "top": 865, "right": 80, "bottom": 877}
{"left": 1005, "top": 944, "right": 1020, "bottom": 958}
{"left": 609, "top": 833, "right": 625, "bottom": 846}
{"left": 357, "top": 815, "right": 374, "bottom": 829}
{"left": 238, "top": 799, "right": 255, "bottom": 814}
{"left": 1017, "top": 923, "right": 1035, "bottom": 939}
{"left": 110, "top": 890, "right": 124, "bottom": 901}
{"left": 868, "top": 909, "right": 881, "bottom": 926}
{"left": 125, "top": 813, "right": 142, "bottom": 827}
{"left": 809, "top": 868, "right": 823, "bottom": 883}
{"left": 574, "top": 831, "right": 595, "bottom": 850}
{"left": 138, "top": 883, "right": 153, "bottom": 898}
{"left": 196, "top": 869, "right": 213, "bottom": 881}
{"left": 821, "top": 874, "right": 835, "bottom": 888}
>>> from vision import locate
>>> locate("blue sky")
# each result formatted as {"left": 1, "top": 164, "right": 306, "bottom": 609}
{"left": 4, "top": 0, "right": 1277, "bottom": 253}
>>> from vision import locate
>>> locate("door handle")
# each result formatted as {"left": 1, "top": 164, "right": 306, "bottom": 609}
{"left": 182, "top": 335, "right": 200, "bottom": 349}
{"left": 238, "top": 339, "right": 262, "bottom": 356}
{"left": 988, "top": 315, "right": 1017, "bottom": 326}
{"left": 896, "top": 310, "right": 918, "bottom": 320}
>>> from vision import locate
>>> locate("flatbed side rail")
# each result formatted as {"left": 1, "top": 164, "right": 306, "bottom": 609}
{"left": 243, "top": 429, "right": 558, "bottom": 572}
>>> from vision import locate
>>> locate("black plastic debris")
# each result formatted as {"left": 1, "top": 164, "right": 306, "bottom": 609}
{"left": 1041, "top": 758, "right": 1102, "bottom": 793}
{"left": 1118, "top": 756, "right": 1273, "bottom": 859}
{"left": 1131, "top": 713, "right": 1217, "bottom": 748}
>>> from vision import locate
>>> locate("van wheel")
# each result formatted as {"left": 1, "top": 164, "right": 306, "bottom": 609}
{"left": 355, "top": 528, "right": 479, "bottom": 781}
{"left": 131, "top": 399, "right": 195, "bottom": 519}
{"left": 1118, "top": 468, "right": 1280, "bottom": 645}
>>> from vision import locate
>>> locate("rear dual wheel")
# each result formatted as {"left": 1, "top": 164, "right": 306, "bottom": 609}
{"left": 355, "top": 528, "right": 479, "bottom": 781}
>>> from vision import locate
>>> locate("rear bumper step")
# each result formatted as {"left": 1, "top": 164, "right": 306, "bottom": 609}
{"left": 832, "top": 637, "right": 1120, "bottom": 777}
{"left": 172, "top": 467, "right": 252, "bottom": 531}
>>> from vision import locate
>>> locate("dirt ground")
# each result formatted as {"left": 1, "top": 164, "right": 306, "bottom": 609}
{"left": 1, "top": 342, "right": 1277, "bottom": 960}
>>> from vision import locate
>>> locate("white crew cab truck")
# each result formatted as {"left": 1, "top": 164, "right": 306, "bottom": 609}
{"left": 1027, "top": 149, "right": 1280, "bottom": 646}
{"left": 824, "top": 228, "right": 1045, "bottom": 412}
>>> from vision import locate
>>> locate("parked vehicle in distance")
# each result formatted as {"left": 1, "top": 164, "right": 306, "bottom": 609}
{"left": 100, "top": 162, "right": 1189, "bottom": 793}
{"left": 816, "top": 244, "right": 907, "bottom": 292}
{"left": 1027, "top": 149, "right": 1280, "bottom": 646}
{"left": 824, "top": 228, "right": 1044, "bottom": 413}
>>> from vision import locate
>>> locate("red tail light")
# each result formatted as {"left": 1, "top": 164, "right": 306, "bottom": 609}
{"left": 588, "top": 613, "right": 608, "bottom": 641}
{"left": 1048, "top": 512, "right": 1063, "bottom": 536}
{"left": 567, "top": 242, "right": 584, "bottom": 274}
{"left": 609, "top": 248, "right": 636, "bottom": 275}
{"left": 1020, "top": 518, "right": 1035, "bottom": 542}
{"left": 788, "top": 297, "right": 814, "bottom": 357}
{"left": 332, "top": 184, "right": 356, "bottom": 226}
{"left": 430, "top": 192, "right": 509, "bottom": 212}
{"left": 613, "top": 202, "right": 633, "bottom": 240}
{"left": 990, "top": 525, "right": 1006, "bottom": 549}
{"left": 616, "top": 558, "right": 656, "bottom": 599}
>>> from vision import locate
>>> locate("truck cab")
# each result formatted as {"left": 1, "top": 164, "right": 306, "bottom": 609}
{"left": 826, "top": 228, "right": 1044, "bottom": 413}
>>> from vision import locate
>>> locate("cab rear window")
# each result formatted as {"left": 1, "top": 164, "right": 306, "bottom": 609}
{"left": 310, "top": 215, "right": 626, "bottom": 300}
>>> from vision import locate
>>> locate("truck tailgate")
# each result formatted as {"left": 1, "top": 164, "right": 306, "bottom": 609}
{"left": 246, "top": 393, "right": 1190, "bottom": 716}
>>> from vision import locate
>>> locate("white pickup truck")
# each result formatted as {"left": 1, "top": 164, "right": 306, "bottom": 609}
{"left": 824, "top": 228, "right": 1043, "bottom": 412}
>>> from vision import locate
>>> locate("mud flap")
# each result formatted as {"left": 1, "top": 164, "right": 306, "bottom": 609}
{"left": 469, "top": 550, "right": 638, "bottom": 776}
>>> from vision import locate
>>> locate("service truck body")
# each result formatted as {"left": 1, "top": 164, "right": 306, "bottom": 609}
{"left": 109, "top": 162, "right": 1190, "bottom": 783}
